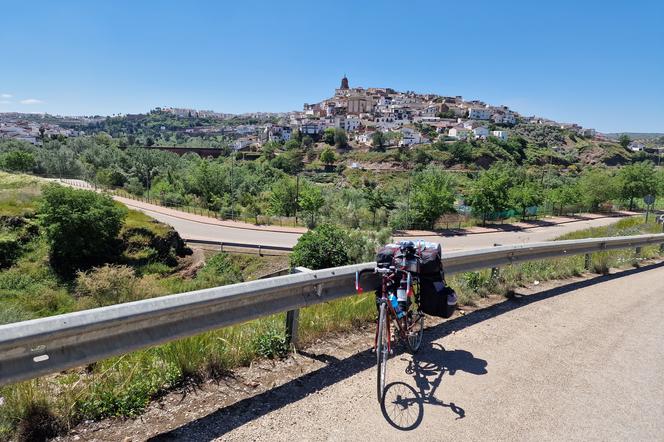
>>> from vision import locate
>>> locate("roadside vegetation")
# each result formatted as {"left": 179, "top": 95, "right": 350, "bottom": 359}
{"left": 1, "top": 127, "right": 663, "bottom": 233}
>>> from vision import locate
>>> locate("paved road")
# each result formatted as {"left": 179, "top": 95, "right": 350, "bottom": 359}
{"left": 192, "top": 264, "right": 664, "bottom": 441}
{"left": 124, "top": 200, "right": 623, "bottom": 251}
{"left": 52, "top": 178, "right": 627, "bottom": 250}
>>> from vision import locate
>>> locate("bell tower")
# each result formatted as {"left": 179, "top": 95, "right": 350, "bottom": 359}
{"left": 340, "top": 75, "right": 349, "bottom": 90}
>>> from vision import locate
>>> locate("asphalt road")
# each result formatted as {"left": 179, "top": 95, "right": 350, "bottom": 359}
{"left": 126, "top": 200, "right": 623, "bottom": 251}
{"left": 212, "top": 264, "right": 664, "bottom": 441}
{"left": 52, "top": 178, "right": 629, "bottom": 251}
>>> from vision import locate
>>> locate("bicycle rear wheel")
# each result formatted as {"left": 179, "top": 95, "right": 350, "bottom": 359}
{"left": 404, "top": 311, "right": 424, "bottom": 354}
{"left": 376, "top": 302, "right": 389, "bottom": 403}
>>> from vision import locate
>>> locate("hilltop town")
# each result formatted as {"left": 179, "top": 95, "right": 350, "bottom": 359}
{"left": 1, "top": 76, "right": 662, "bottom": 165}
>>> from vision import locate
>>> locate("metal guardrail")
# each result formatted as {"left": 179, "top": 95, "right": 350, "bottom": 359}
{"left": 1, "top": 233, "right": 663, "bottom": 386}
{"left": 184, "top": 238, "right": 293, "bottom": 255}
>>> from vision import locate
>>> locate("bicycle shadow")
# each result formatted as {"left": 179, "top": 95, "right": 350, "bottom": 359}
{"left": 380, "top": 342, "right": 487, "bottom": 431}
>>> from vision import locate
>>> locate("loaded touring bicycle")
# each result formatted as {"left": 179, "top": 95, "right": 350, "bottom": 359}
{"left": 356, "top": 240, "right": 458, "bottom": 402}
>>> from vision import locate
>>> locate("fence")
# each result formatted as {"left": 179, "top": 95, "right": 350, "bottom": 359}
{"left": 2, "top": 233, "right": 664, "bottom": 387}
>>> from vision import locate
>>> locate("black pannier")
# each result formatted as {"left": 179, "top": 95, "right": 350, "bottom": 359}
{"left": 419, "top": 277, "right": 457, "bottom": 318}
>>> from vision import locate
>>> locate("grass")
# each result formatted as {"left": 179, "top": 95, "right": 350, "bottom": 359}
{"left": 449, "top": 215, "right": 662, "bottom": 306}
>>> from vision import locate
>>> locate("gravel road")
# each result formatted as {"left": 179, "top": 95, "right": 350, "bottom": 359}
{"left": 157, "top": 264, "right": 664, "bottom": 441}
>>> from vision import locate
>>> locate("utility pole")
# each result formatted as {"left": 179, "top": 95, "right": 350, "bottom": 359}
{"left": 230, "top": 152, "right": 235, "bottom": 220}
{"left": 406, "top": 171, "right": 412, "bottom": 229}
{"left": 295, "top": 174, "right": 300, "bottom": 225}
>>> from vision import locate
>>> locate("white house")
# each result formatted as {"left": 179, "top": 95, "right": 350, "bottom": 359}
{"left": 233, "top": 138, "right": 252, "bottom": 151}
{"left": 448, "top": 127, "right": 472, "bottom": 139}
{"left": 628, "top": 142, "right": 645, "bottom": 152}
{"left": 468, "top": 107, "right": 492, "bottom": 120}
{"left": 355, "top": 131, "right": 375, "bottom": 145}
{"left": 491, "top": 130, "right": 509, "bottom": 141}
{"left": 472, "top": 126, "right": 490, "bottom": 138}
{"left": 492, "top": 112, "right": 516, "bottom": 125}
{"left": 399, "top": 127, "right": 424, "bottom": 146}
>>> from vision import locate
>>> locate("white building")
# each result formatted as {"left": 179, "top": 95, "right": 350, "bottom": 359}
{"left": 355, "top": 131, "right": 375, "bottom": 145}
{"left": 468, "top": 107, "right": 492, "bottom": 120}
{"left": 491, "top": 130, "right": 509, "bottom": 141}
{"left": 628, "top": 142, "right": 645, "bottom": 152}
{"left": 233, "top": 138, "right": 252, "bottom": 151}
{"left": 399, "top": 127, "right": 424, "bottom": 146}
{"left": 472, "top": 126, "right": 490, "bottom": 138}
{"left": 492, "top": 112, "right": 516, "bottom": 125}
{"left": 448, "top": 127, "right": 472, "bottom": 139}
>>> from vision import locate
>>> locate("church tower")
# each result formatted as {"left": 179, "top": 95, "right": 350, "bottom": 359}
{"left": 340, "top": 75, "right": 349, "bottom": 90}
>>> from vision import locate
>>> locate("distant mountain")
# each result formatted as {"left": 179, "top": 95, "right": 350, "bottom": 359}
{"left": 604, "top": 132, "right": 664, "bottom": 140}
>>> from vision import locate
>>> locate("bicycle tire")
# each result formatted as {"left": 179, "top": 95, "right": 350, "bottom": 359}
{"left": 376, "top": 303, "right": 389, "bottom": 403}
{"left": 404, "top": 311, "right": 424, "bottom": 354}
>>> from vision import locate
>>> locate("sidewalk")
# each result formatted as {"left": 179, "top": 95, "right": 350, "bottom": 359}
{"left": 398, "top": 211, "right": 638, "bottom": 237}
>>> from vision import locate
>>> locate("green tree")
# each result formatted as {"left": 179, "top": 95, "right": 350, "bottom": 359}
{"left": 617, "top": 161, "right": 658, "bottom": 210}
{"left": 546, "top": 184, "right": 580, "bottom": 215}
{"left": 270, "top": 150, "right": 303, "bottom": 174}
{"left": 319, "top": 147, "right": 336, "bottom": 166}
{"left": 290, "top": 224, "right": 351, "bottom": 270}
{"left": 302, "top": 135, "right": 314, "bottom": 149}
{"left": 466, "top": 164, "right": 513, "bottom": 225}
{"left": 409, "top": 166, "right": 456, "bottom": 229}
{"left": 363, "top": 185, "right": 394, "bottom": 226}
{"left": 322, "top": 128, "right": 336, "bottom": 145}
{"left": 371, "top": 131, "right": 386, "bottom": 151}
{"left": 618, "top": 134, "right": 631, "bottom": 149}
{"left": 269, "top": 178, "right": 298, "bottom": 217}
{"left": 334, "top": 128, "right": 348, "bottom": 149}
{"left": 2, "top": 150, "right": 35, "bottom": 172}
{"left": 39, "top": 185, "right": 126, "bottom": 276}
{"left": 284, "top": 139, "right": 300, "bottom": 150}
{"left": 261, "top": 141, "right": 277, "bottom": 161}
{"left": 448, "top": 141, "right": 472, "bottom": 164}
{"left": 298, "top": 183, "right": 325, "bottom": 227}
{"left": 509, "top": 180, "right": 544, "bottom": 220}
{"left": 577, "top": 168, "right": 618, "bottom": 211}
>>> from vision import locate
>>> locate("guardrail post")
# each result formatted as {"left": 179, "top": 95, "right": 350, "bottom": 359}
{"left": 584, "top": 253, "right": 592, "bottom": 270}
{"left": 286, "top": 267, "right": 313, "bottom": 349}
{"left": 285, "top": 309, "right": 300, "bottom": 349}
{"left": 635, "top": 246, "right": 641, "bottom": 258}
{"left": 220, "top": 242, "right": 224, "bottom": 252}
{"left": 491, "top": 243, "right": 501, "bottom": 279}
{"left": 258, "top": 245, "right": 263, "bottom": 257}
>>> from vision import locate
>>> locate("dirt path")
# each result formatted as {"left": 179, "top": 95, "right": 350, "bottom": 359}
{"left": 59, "top": 262, "right": 664, "bottom": 441}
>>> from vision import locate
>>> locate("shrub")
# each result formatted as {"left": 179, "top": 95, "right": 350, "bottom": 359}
{"left": 196, "top": 252, "right": 243, "bottom": 286}
{"left": 0, "top": 234, "right": 20, "bottom": 268}
{"left": 253, "top": 328, "right": 289, "bottom": 359}
{"left": 39, "top": 185, "right": 126, "bottom": 276}
{"left": 75, "top": 265, "right": 139, "bottom": 306}
{"left": 290, "top": 224, "right": 352, "bottom": 270}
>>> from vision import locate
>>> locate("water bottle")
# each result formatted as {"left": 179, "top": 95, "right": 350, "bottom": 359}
{"left": 389, "top": 294, "right": 405, "bottom": 318}
{"left": 396, "top": 275, "right": 409, "bottom": 315}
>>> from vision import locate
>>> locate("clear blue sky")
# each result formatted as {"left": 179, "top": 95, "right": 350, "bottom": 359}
{"left": 1, "top": 0, "right": 662, "bottom": 132}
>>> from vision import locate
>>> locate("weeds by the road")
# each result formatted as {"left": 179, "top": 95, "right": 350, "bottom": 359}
{"left": 1, "top": 214, "right": 661, "bottom": 440}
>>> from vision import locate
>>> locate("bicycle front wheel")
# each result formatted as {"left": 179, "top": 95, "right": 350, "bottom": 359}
{"left": 376, "top": 302, "right": 389, "bottom": 403}
{"left": 405, "top": 311, "right": 424, "bottom": 354}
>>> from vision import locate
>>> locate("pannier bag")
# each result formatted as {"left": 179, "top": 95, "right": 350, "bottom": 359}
{"left": 375, "top": 240, "right": 444, "bottom": 279}
{"left": 419, "top": 278, "right": 457, "bottom": 318}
